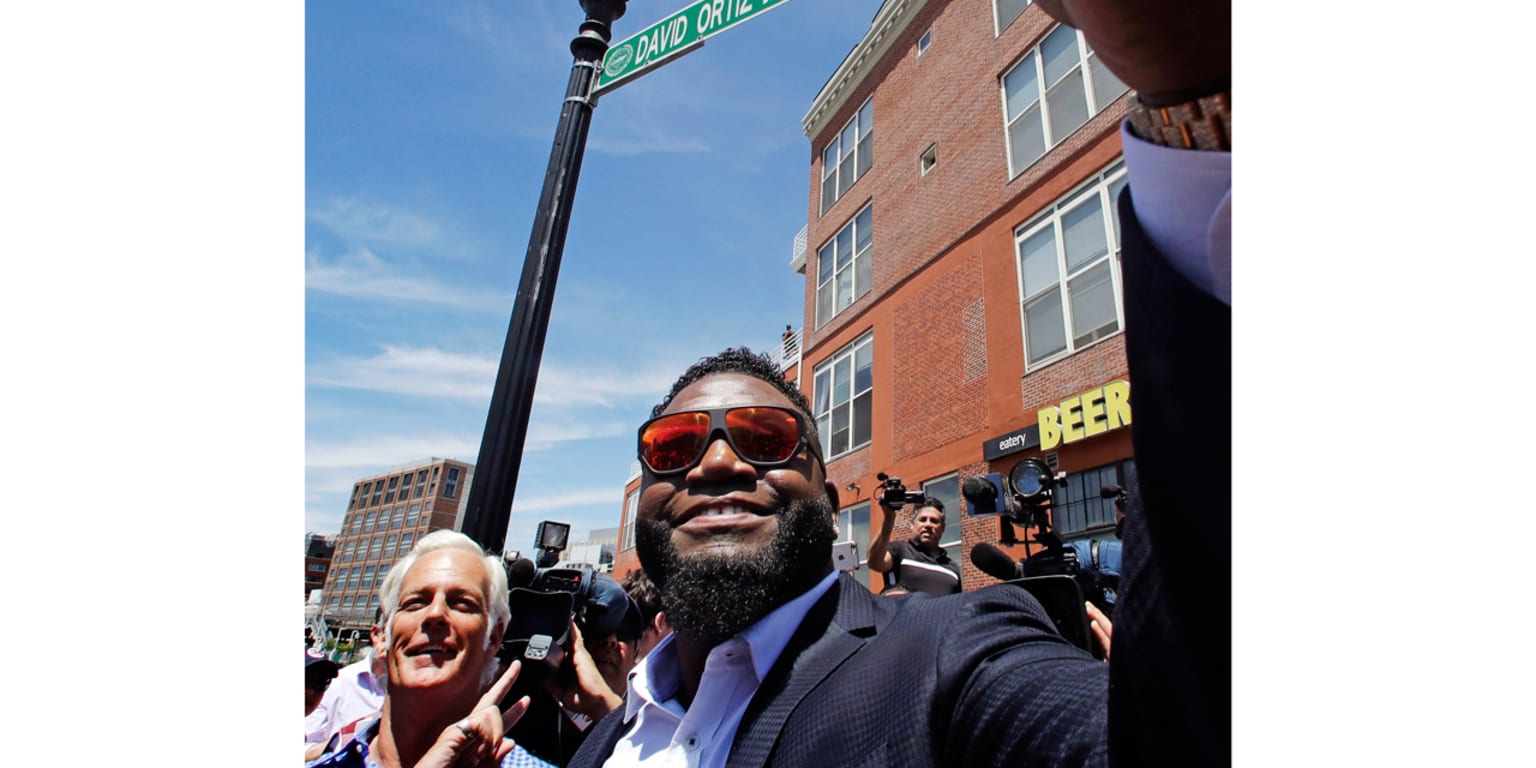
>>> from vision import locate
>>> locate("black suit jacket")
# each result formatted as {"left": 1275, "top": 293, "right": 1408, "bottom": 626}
{"left": 569, "top": 574, "right": 1108, "bottom": 768}
{"left": 1109, "top": 188, "right": 1230, "bottom": 768}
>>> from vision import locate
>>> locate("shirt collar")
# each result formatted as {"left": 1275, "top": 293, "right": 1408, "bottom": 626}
{"left": 622, "top": 570, "right": 840, "bottom": 720}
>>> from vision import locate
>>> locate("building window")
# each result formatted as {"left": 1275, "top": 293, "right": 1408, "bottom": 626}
{"left": 1001, "top": 25, "right": 1128, "bottom": 177}
{"left": 347, "top": 571, "right": 359, "bottom": 590}
{"left": 400, "top": 472, "right": 414, "bottom": 498}
{"left": 408, "top": 502, "right": 421, "bottom": 527}
{"left": 921, "top": 474, "right": 963, "bottom": 584}
{"left": 385, "top": 476, "right": 399, "bottom": 504}
{"left": 1014, "top": 160, "right": 1128, "bottom": 368}
{"left": 369, "top": 482, "right": 383, "bottom": 507}
{"left": 820, "top": 98, "right": 873, "bottom": 214}
{"left": 815, "top": 204, "right": 872, "bottom": 329}
{"left": 1056, "top": 458, "right": 1137, "bottom": 540}
{"left": 399, "top": 532, "right": 415, "bottom": 556}
{"left": 622, "top": 490, "right": 639, "bottom": 552}
{"left": 362, "top": 565, "right": 377, "bottom": 590}
{"left": 444, "top": 467, "right": 460, "bottom": 498}
{"left": 812, "top": 332, "right": 873, "bottom": 459}
{"left": 415, "top": 470, "right": 428, "bottom": 498}
{"left": 349, "top": 484, "right": 361, "bottom": 511}
{"left": 391, "top": 506, "right": 405, "bottom": 529}
{"left": 370, "top": 537, "right": 383, "bottom": 559}
{"left": 994, "top": 0, "right": 1029, "bottom": 34}
{"left": 836, "top": 502, "right": 870, "bottom": 585}
{"left": 920, "top": 144, "right": 937, "bottom": 176}
{"left": 917, "top": 29, "right": 932, "bottom": 56}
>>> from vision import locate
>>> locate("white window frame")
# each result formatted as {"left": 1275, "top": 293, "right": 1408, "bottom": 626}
{"left": 1000, "top": 25, "right": 1128, "bottom": 178}
{"left": 917, "top": 29, "right": 932, "bottom": 56}
{"left": 836, "top": 501, "right": 871, "bottom": 584}
{"left": 812, "top": 331, "right": 874, "bottom": 460}
{"left": 815, "top": 204, "right": 873, "bottom": 329}
{"left": 1014, "top": 160, "right": 1129, "bottom": 370}
{"left": 993, "top": 0, "right": 1030, "bottom": 36}
{"left": 920, "top": 144, "right": 937, "bottom": 176}
{"left": 820, "top": 98, "right": 873, "bottom": 214}
{"left": 621, "top": 490, "right": 639, "bottom": 552}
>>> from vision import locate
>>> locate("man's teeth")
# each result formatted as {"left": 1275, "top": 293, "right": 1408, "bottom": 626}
{"left": 700, "top": 505, "right": 744, "bottom": 517}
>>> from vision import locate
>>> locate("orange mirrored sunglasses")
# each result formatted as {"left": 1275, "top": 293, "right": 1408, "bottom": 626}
{"left": 637, "top": 406, "right": 808, "bottom": 475}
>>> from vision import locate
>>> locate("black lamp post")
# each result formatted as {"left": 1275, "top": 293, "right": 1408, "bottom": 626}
{"left": 460, "top": 1, "right": 629, "bottom": 554}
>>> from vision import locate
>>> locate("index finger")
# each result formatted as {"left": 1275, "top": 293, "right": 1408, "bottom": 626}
{"left": 476, "top": 659, "right": 521, "bottom": 710}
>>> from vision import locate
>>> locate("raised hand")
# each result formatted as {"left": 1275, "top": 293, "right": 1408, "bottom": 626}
{"left": 415, "top": 660, "right": 531, "bottom": 768}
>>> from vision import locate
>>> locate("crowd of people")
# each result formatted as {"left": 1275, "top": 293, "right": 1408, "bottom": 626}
{"left": 304, "top": 0, "right": 1229, "bottom": 764}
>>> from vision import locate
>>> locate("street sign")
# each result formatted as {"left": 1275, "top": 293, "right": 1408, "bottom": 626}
{"left": 593, "top": 0, "right": 794, "bottom": 94}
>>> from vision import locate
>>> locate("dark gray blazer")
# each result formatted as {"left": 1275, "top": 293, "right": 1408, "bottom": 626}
{"left": 568, "top": 574, "right": 1108, "bottom": 768}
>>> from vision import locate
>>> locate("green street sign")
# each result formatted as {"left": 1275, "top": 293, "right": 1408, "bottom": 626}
{"left": 594, "top": 0, "right": 794, "bottom": 94}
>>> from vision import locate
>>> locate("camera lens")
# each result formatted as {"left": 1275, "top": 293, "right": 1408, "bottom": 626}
{"left": 1008, "top": 458, "right": 1053, "bottom": 501}
{"left": 1015, "top": 472, "right": 1042, "bottom": 495}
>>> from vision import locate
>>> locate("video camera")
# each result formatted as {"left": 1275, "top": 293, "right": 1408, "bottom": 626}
{"left": 960, "top": 457, "right": 1066, "bottom": 552}
{"left": 875, "top": 472, "right": 926, "bottom": 506}
{"left": 497, "top": 521, "right": 642, "bottom": 686}
{"left": 962, "top": 460, "right": 1121, "bottom": 659}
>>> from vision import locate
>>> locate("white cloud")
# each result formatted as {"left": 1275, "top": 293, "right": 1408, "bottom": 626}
{"left": 510, "top": 488, "right": 621, "bottom": 516}
{"left": 305, "top": 247, "right": 509, "bottom": 311}
{"left": 307, "top": 432, "right": 483, "bottom": 470}
{"left": 309, "top": 345, "right": 679, "bottom": 409}
{"left": 308, "top": 197, "right": 440, "bottom": 247}
{"left": 532, "top": 365, "right": 676, "bottom": 408}
{"left": 586, "top": 132, "right": 711, "bottom": 157}
{"left": 309, "top": 345, "right": 497, "bottom": 401}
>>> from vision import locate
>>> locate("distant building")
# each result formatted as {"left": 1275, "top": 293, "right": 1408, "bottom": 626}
{"left": 317, "top": 457, "right": 476, "bottom": 632}
{"left": 614, "top": 463, "right": 643, "bottom": 580}
{"left": 305, "top": 533, "right": 335, "bottom": 599}
{"left": 559, "top": 526, "right": 619, "bottom": 573}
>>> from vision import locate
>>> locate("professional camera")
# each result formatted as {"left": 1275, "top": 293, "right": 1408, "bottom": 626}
{"left": 964, "top": 461, "right": 1123, "bottom": 658}
{"left": 875, "top": 472, "right": 926, "bottom": 506}
{"left": 961, "top": 456, "right": 1064, "bottom": 549}
{"left": 964, "top": 467, "right": 1123, "bottom": 614}
{"left": 499, "top": 521, "right": 643, "bottom": 766}
{"left": 498, "top": 521, "right": 641, "bottom": 684}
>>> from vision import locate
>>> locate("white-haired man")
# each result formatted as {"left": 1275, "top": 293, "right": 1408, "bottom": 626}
{"left": 307, "top": 530, "right": 553, "bottom": 768}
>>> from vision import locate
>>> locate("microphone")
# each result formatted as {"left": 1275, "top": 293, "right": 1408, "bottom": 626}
{"left": 962, "top": 475, "right": 999, "bottom": 505}
{"left": 1099, "top": 484, "right": 1124, "bottom": 499}
{"left": 970, "top": 542, "right": 1023, "bottom": 582}
{"left": 506, "top": 556, "right": 538, "bottom": 589}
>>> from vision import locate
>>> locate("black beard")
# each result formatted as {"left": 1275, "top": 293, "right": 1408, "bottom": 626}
{"left": 636, "top": 497, "right": 836, "bottom": 647}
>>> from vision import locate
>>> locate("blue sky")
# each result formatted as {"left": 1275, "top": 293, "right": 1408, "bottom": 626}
{"left": 305, "top": 0, "right": 889, "bottom": 550}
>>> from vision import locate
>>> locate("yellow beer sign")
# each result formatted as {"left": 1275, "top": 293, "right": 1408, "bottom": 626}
{"left": 1037, "top": 380, "right": 1131, "bottom": 450}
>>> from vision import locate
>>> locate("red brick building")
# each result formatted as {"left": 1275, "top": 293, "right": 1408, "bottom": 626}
{"left": 317, "top": 457, "right": 476, "bottom": 632}
{"left": 616, "top": 0, "right": 1138, "bottom": 591}
{"left": 798, "top": 0, "right": 1139, "bottom": 592}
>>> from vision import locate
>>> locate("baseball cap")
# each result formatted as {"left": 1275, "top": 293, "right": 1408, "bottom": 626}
{"left": 305, "top": 647, "right": 340, "bottom": 677}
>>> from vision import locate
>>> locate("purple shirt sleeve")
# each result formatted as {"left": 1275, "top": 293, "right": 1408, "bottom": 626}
{"left": 1119, "top": 120, "right": 1231, "bottom": 305}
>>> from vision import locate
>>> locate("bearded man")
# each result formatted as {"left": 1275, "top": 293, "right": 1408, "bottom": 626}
{"left": 567, "top": 348, "right": 1109, "bottom": 768}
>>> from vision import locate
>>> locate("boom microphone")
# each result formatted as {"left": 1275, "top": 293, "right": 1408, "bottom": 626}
{"left": 970, "top": 542, "right": 1023, "bottom": 582}
{"left": 1099, "top": 484, "right": 1124, "bottom": 499}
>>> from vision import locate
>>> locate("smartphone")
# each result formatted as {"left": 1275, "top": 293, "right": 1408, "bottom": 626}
{"left": 1010, "top": 575, "right": 1104, "bottom": 660}
{"left": 832, "top": 540, "right": 859, "bottom": 572}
